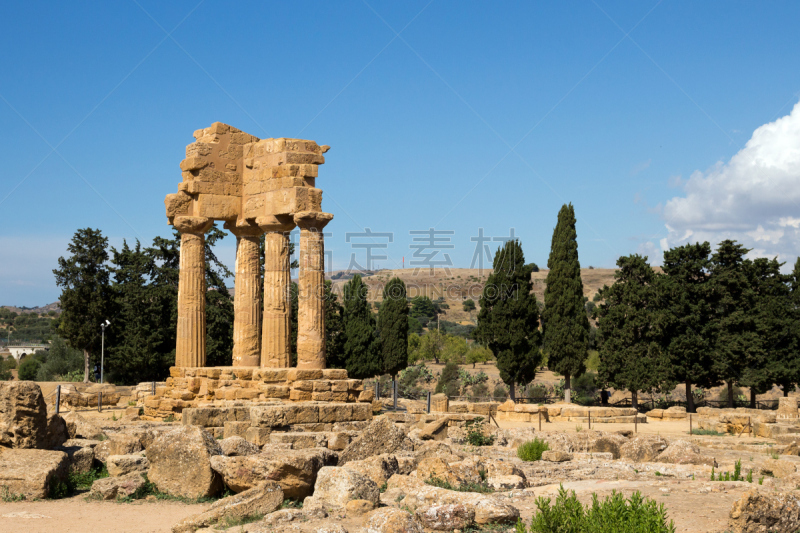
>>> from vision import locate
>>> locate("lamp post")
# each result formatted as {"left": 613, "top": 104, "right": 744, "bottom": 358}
{"left": 100, "top": 319, "right": 110, "bottom": 384}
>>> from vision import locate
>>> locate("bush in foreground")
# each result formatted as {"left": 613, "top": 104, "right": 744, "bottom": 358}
{"left": 517, "top": 486, "right": 675, "bottom": 533}
{"left": 517, "top": 438, "right": 549, "bottom": 461}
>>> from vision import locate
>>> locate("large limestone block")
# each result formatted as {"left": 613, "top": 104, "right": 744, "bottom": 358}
{"left": 171, "top": 482, "right": 284, "bottom": 533}
{"left": 344, "top": 454, "right": 400, "bottom": 486}
{"left": 94, "top": 434, "right": 143, "bottom": 463}
{"left": 363, "top": 507, "right": 425, "bottom": 533}
{"left": 416, "top": 504, "right": 475, "bottom": 531}
{"left": 89, "top": 472, "right": 147, "bottom": 500}
{"left": 220, "top": 436, "right": 260, "bottom": 457}
{"left": 339, "top": 417, "right": 408, "bottom": 465}
{"left": 729, "top": 489, "right": 800, "bottom": 533}
{"left": 210, "top": 447, "right": 336, "bottom": 498}
{"left": 761, "top": 458, "right": 797, "bottom": 479}
{"left": 655, "top": 439, "right": 716, "bottom": 467}
{"left": 182, "top": 406, "right": 250, "bottom": 428}
{"left": 106, "top": 454, "right": 150, "bottom": 477}
{"left": 0, "top": 448, "right": 68, "bottom": 499}
{"left": 147, "top": 426, "right": 223, "bottom": 499}
{"left": 430, "top": 394, "right": 449, "bottom": 413}
{"left": 0, "top": 381, "right": 48, "bottom": 448}
{"left": 412, "top": 457, "right": 463, "bottom": 486}
{"left": 304, "top": 466, "right": 380, "bottom": 509}
{"left": 61, "top": 411, "right": 106, "bottom": 440}
{"left": 619, "top": 434, "right": 668, "bottom": 463}
{"left": 777, "top": 397, "right": 799, "bottom": 421}
{"left": 57, "top": 443, "right": 95, "bottom": 473}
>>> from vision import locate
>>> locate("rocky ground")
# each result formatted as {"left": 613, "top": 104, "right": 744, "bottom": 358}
{"left": 3, "top": 381, "right": 800, "bottom": 533}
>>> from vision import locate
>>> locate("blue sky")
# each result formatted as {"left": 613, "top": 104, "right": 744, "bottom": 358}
{"left": 2, "top": 1, "right": 800, "bottom": 306}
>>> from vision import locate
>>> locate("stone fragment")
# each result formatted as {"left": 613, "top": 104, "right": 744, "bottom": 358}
{"left": 345, "top": 454, "right": 399, "bottom": 486}
{"left": 0, "top": 381, "right": 48, "bottom": 448}
{"left": 619, "top": 434, "right": 668, "bottom": 462}
{"left": 303, "top": 466, "right": 380, "bottom": 509}
{"left": 89, "top": 472, "right": 146, "bottom": 500}
{"left": 760, "top": 458, "right": 797, "bottom": 479}
{"left": 416, "top": 504, "right": 475, "bottom": 531}
{"left": 345, "top": 499, "right": 375, "bottom": 517}
{"left": 220, "top": 435, "right": 260, "bottom": 456}
{"left": 210, "top": 447, "right": 336, "bottom": 498}
{"left": 106, "top": 454, "right": 150, "bottom": 477}
{"left": 474, "top": 500, "right": 520, "bottom": 524}
{"left": 363, "top": 507, "right": 424, "bottom": 533}
{"left": 171, "top": 482, "right": 284, "bottom": 533}
{"left": 542, "top": 450, "right": 573, "bottom": 462}
{"left": 655, "top": 439, "right": 717, "bottom": 467}
{"left": 339, "top": 418, "right": 408, "bottom": 465}
{"left": 0, "top": 448, "right": 68, "bottom": 499}
{"left": 147, "top": 425, "right": 223, "bottom": 499}
{"left": 418, "top": 417, "right": 449, "bottom": 441}
{"left": 316, "top": 526, "right": 348, "bottom": 533}
{"left": 729, "top": 489, "right": 800, "bottom": 533}
{"left": 413, "top": 457, "right": 462, "bottom": 486}
{"left": 94, "top": 434, "right": 144, "bottom": 463}
{"left": 61, "top": 445, "right": 95, "bottom": 473}
{"left": 223, "top": 420, "right": 250, "bottom": 439}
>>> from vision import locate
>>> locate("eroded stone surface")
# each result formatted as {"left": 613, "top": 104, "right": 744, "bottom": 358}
{"left": 147, "top": 425, "right": 223, "bottom": 499}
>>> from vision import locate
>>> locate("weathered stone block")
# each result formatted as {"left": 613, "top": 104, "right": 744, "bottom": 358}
{"left": 312, "top": 392, "right": 334, "bottom": 402}
{"left": 290, "top": 390, "right": 312, "bottom": 401}
{"left": 245, "top": 427, "right": 271, "bottom": 446}
{"left": 224, "top": 421, "right": 251, "bottom": 439}
{"left": 292, "top": 380, "right": 314, "bottom": 392}
{"left": 313, "top": 380, "right": 332, "bottom": 392}
{"left": 287, "top": 369, "right": 324, "bottom": 382}
{"left": 323, "top": 369, "right": 348, "bottom": 380}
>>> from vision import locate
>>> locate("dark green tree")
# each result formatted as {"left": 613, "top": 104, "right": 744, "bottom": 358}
{"left": 409, "top": 296, "right": 438, "bottom": 327}
{"left": 204, "top": 226, "right": 235, "bottom": 367}
{"left": 462, "top": 299, "right": 476, "bottom": 312}
{"left": 661, "top": 242, "right": 717, "bottom": 412}
{"left": 106, "top": 240, "right": 174, "bottom": 383}
{"left": 542, "top": 204, "right": 589, "bottom": 403}
{"left": 708, "top": 240, "right": 760, "bottom": 407}
{"left": 343, "top": 274, "right": 380, "bottom": 379}
{"left": 434, "top": 361, "right": 460, "bottom": 396}
{"left": 745, "top": 257, "right": 797, "bottom": 403}
{"left": 324, "top": 280, "right": 346, "bottom": 369}
{"left": 595, "top": 254, "right": 672, "bottom": 408}
{"left": 53, "top": 228, "right": 113, "bottom": 382}
{"left": 473, "top": 239, "right": 541, "bottom": 399}
{"left": 377, "top": 277, "right": 409, "bottom": 378}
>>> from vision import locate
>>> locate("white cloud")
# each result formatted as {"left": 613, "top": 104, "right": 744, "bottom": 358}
{"left": 631, "top": 159, "right": 652, "bottom": 176}
{"left": 660, "top": 100, "right": 800, "bottom": 266}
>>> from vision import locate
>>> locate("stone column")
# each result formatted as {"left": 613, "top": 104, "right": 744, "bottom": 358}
{"left": 257, "top": 216, "right": 295, "bottom": 368}
{"left": 227, "top": 223, "right": 263, "bottom": 367}
{"left": 174, "top": 216, "right": 213, "bottom": 368}
{"left": 294, "top": 211, "right": 333, "bottom": 369}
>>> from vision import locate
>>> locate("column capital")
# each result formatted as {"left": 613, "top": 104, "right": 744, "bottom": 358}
{"left": 173, "top": 216, "right": 213, "bottom": 235}
{"left": 257, "top": 215, "right": 295, "bottom": 233}
{"left": 223, "top": 220, "right": 263, "bottom": 238}
{"left": 294, "top": 211, "right": 333, "bottom": 232}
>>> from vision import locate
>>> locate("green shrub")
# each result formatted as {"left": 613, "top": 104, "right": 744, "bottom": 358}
{"left": 492, "top": 383, "right": 509, "bottom": 401}
{"left": 425, "top": 475, "right": 493, "bottom": 494}
{"left": 18, "top": 357, "right": 41, "bottom": 381}
{"left": 690, "top": 428, "right": 725, "bottom": 436}
{"left": 520, "top": 486, "right": 675, "bottom": 533}
{"left": 517, "top": 438, "right": 550, "bottom": 462}
{"left": 465, "top": 418, "right": 495, "bottom": 446}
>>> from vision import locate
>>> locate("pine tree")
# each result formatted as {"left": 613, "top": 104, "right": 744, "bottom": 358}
{"left": 542, "top": 204, "right": 589, "bottom": 403}
{"left": 378, "top": 277, "right": 409, "bottom": 378}
{"left": 708, "top": 240, "right": 760, "bottom": 407}
{"left": 661, "top": 242, "right": 717, "bottom": 412}
{"left": 595, "top": 254, "right": 672, "bottom": 408}
{"left": 343, "top": 274, "right": 380, "bottom": 379}
{"left": 324, "top": 280, "right": 346, "bottom": 369}
{"left": 53, "top": 228, "right": 113, "bottom": 382}
{"left": 473, "top": 239, "right": 541, "bottom": 399}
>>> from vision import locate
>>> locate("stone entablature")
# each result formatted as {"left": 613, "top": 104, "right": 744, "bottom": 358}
{"left": 164, "top": 122, "right": 333, "bottom": 370}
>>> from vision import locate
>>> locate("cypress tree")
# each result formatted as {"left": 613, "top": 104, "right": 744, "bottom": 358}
{"left": 343, "top": 274, "right": 380, "bottom": 379}
{"left": 378, "top": 277, "right": 409, "bottom": 378}
{"left": 473, "top": 239, "right": 541, "bottom": 400}
{"left": 542, "top": 204, "right": 589, "bottom": 403}
{"left": 661, "top": 242, "right": 716, "bottom": 412}
{"left": 595, "top": 254, "right": 672, "bottom": 408}
{"left": 708, "top": 240, "right": 759, "bottom": 407}
{"left": 53, "top": 228, "right": 113, "bottom": 383}
{"left": 324, "top": 280, "right": 346, "bottom": 369}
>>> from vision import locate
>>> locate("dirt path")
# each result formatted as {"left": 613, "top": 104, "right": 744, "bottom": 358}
{"left": 0, "top": 495, "right": 206, "bottom": 533}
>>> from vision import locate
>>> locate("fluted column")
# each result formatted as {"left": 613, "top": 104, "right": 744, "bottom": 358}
{"left": 257, "top": 216, "right": 295, "bottom": 368}
{"left": 174, "top": 216, "right": 213, "bottom": 368}
{"left": 227, "top": 223, "right": 263, "bottom": 367}
{"left": 294, "top": 211, "right": 333, "bottom": 369}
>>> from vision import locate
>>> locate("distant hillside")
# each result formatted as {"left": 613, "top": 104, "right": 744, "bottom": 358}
{"left": 327, "top": 267, "right": 619, "bottom": 325}
{"left": 1, "top": 302, "right": 61, "bottom": 315}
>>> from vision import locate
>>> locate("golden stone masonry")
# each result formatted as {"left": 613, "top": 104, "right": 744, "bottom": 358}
{"left": 165, "top": 122, "right": 333, "bottom": 371}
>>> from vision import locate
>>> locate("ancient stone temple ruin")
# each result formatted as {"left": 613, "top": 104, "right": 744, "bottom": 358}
{"left": 147, "top": 123, "right": 373, "bottom": 426}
